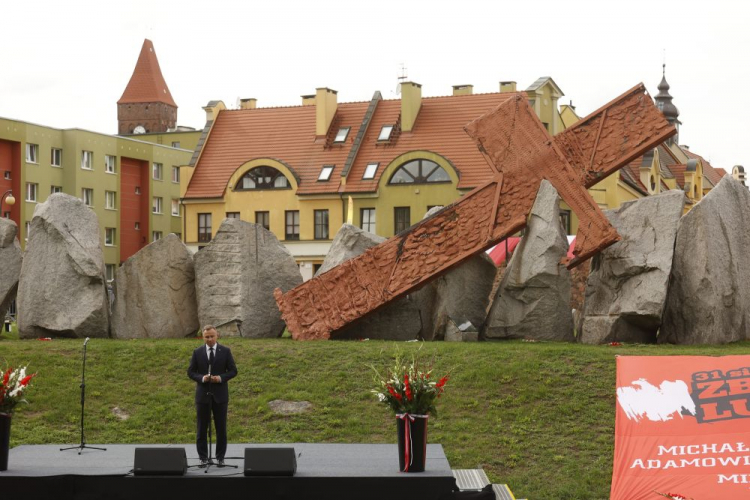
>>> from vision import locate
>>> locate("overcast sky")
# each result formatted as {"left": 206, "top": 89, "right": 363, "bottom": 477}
{"left": 1, "top": 0, "right": 747, "bottom": 170}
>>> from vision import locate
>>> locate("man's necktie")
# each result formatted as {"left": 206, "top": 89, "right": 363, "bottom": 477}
{"left": 209, "top": 347, "right": 215, "bottom": 366}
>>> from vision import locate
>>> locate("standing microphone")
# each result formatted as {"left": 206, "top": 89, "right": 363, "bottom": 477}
{"left": 84, "top": 337, "right": 90, "bottom": 346}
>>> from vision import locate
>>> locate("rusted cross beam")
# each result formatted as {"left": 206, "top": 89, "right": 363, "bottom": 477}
{"left": 275, "top": 84, "right": 676, "bottom": 340}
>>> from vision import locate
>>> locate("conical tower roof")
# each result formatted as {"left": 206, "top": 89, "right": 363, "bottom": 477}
{"left": 118, "top": 39, "right": 177, "bottom": 107}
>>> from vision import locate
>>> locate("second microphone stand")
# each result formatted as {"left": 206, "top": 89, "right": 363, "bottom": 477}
{"left": 202, "top": 364, "right": 236, "bottom": 473}
{"left": 61, "top": 338, "right": 106, "bottom": 455}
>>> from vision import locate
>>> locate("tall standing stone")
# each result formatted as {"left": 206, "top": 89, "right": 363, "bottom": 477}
{"left": 412, "top": 207, "right": 497, "bottom": 340}
{"left": 0, "top": 218, "right": 22, "bottom": 319}
{"left": 316, "top": 224, "right": 422, "bottom": 341}
{"left": 580, "top": 190, "right": 685, "bottom": 344}
{"left": 111, "top": 234, "right": 198, "bottom": 338}
{"left": 195, "top": 219, "right": 302, "bottom": 338}
{"left": 482, "top": 180, "right": 574, "bottom": 341}
{"left": 661, "top": 177, "right": 750, "bottom": 344}
{"left": 17, "top": 194, "right": 109, "bottom": 338}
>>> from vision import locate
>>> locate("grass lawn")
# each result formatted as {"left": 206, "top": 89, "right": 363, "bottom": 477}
{"left": 1, "top": 333, "right": 747, "bottom": 499}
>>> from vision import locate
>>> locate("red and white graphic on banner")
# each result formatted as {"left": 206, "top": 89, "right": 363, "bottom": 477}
{"left": 612, "top": 356, "right": 750, "bottom": 500}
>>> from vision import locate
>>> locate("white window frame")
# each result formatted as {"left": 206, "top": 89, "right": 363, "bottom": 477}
{"left": 51, "top": 148, "right": 62, "bottom": 167}
{"left": 81, "top": 151, "right": 93, "bottom": 170}
{"left": 105, "top": 155, "right": 116, "bottom": 174}
{"left": 50, "top": 186, "right": 63, "bottom": 194}
{"left": 333, "top": 127, "right": 350, "bottom": 144}
{"left": 378, "top": 125, "right": 393, "bottom": 141}
{"left": 105, "top": 191, "right": 116, "bottom": 210}
{"left": 363, "top": 163, "right": 379, "bottom": 180}
{"left": 152, "top": 197, "right": 163, "bottom": 214}
{"left": 26, "top": 144, "right": 38, "bottom": 164}
{"left": 171, "top": 199, "right": 180, "bottom": 216}
{"left": 318, "top": 165, "right": 334, "bottom": 181}
{"left": 361, "top": 208, "right": 376, "bottom": 233}
{"left": 26, "top": 182, "right": 38, "bottom": 202}
{"left": 171, "top": 166, "right": 180, "bottom": 183}
{"left": 152, "top": 231, "right": 162, "bottom": 242}
{"left": 82, "top": 188, "right": 94, "bottom": 207}
{"left": 105, "top": 227, "right": 116, "bottom": 246}
{"left": 105, "top": 264, "right": 116, "bottom": 282}
{"left": 152, "top": 162, "right": 163, "bottom": 180}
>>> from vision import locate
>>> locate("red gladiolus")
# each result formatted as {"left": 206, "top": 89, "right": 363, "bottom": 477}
{"left": 436, "top": 376, "right": 448, "bottom": 388}
{"left": 387, "top": 385, "right": 402, "bottom": 401}
{"left": 3, "top": 368, "right": 11, "bottom": 386}
{"left": 404, "top": 374, "right": 413, "bottom": 401}
{"left": 20, "top": 374, "right": 35, "bottom": 387}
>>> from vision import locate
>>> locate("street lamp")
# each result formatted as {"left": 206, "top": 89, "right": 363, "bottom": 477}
{"left": 1, "top": 189, "right": 15, "bottom": 218}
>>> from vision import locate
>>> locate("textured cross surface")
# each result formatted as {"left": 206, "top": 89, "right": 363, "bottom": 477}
{"left": 275, "top": 84, "right": 676, "bottom": 340}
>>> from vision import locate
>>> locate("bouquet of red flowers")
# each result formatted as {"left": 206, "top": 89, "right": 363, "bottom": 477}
{"left": 0, "top": 364, "right": 36, "bottom": 415}
{"left": 372, "top": 351, "right": 450, "bottom": 417}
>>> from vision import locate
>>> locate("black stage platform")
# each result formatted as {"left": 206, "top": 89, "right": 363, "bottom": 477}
{"left": 0, "top": 443, "right": 457, "bottom": 500}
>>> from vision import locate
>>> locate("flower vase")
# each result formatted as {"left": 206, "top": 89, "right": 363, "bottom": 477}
{"left": 396, "top": 414, "right": 428, "bottom": 472}
{"left": 0, "top": 413, "right": 10, "bottom": 471}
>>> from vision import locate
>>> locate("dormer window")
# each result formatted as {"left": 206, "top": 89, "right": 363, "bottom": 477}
{"left": 389, "top": 159, "right": 451, "bottom": 185}
{"left": 235, "top": 166, "right": 291, "bottom": 190}
{"left": 378, "top": 125, "right": 393, "bottom": 142}
{"left": 363, "top": 163, "right": 378, "bottom": 180}
{"left": 318, "top": 165, "right": 334, "bottom": 181}
{"left": 333, "top": 127, "right": 350, "bottom": 144}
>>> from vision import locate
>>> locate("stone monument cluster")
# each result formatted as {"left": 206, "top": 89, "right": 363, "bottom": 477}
{"left": 2, "top": 176, "right": 749, "bottom": 345}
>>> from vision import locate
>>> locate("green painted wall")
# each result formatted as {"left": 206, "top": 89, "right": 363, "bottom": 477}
{"left": 0, "top": 117, "right": 191, "bottom": 269}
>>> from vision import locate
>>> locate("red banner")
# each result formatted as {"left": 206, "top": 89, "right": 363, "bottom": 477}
{"left": 612, "top": 356, "right": 750, "bottom": 499}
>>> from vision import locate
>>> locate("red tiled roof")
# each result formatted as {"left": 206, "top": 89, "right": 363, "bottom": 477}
{"left": 621, "top": 155, "right": 648, "bottom": 193}
{"left": 683, "top": 149, "right": 726, "bottom": 186}
{"left": 185, "top": 92, "right": 514, "bottom": 199}
{"left": 671, "top": 164, "right": 687, "bottom": 188}
{"left": 346, "top": 93, "right": 513, "bottom": 192}
{"left": 118, "top": 39, "right": 177, "bottom": 107}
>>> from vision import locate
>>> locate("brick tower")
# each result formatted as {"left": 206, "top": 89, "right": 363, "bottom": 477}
{"left": 117, "top": 39, "right": 177, "bottom": 135}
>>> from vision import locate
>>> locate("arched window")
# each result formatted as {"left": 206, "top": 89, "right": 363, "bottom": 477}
{"left": 235, "top": 166, "right": 290, "bottom": 190}
{"left": 388, "top": 159, "right": 451, "bottom": 185}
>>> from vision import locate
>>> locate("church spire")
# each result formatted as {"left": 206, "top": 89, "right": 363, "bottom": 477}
{"left": 117, "top": 40, "right": 177, "bottom": 135}
{"left": 118, "top": 39, "right": 177, "bottom": 107}
{"left": 655, "top": 64, "right": 680, "bottom": 145}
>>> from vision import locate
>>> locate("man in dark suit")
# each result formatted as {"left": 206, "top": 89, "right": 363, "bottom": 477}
{"left": 188, "top": 325, "right": 238, "bottom": 466}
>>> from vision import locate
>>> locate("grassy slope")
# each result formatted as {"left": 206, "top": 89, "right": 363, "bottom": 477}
{"left": 1, "top": 336, "right": 748, "bottom": 499}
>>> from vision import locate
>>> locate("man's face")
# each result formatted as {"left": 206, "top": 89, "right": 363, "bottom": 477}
{"left": 203, "top": 329, "right": 218, "bottom": 347}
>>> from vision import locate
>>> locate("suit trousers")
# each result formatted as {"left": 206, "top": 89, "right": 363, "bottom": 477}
{"left": 196, "top": 399, "right": 228, "bottom": 460}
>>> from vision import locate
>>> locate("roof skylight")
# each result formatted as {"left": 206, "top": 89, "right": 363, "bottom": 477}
{"left": 363, "top": 163, "right": 378, "bottom": 180}
{"left": 378, "top": 125, "right": 393, "bottom": 141}
{"left": 333, "top": 127, "right": 350, "bottom": 143}
{"left": 318, "top": 165, "right": 334, "bottom": 181}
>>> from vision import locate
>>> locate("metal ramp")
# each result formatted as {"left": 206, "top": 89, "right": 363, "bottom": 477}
{"left": 451, "top": 469, "right": 520, "bottom": 500}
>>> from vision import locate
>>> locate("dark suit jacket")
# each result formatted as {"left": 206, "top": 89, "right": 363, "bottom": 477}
{"left": 188, "top": 343, "right": 237, "bottom": 404}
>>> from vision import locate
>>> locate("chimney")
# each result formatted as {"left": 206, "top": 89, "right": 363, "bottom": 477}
{"left": 202, "top": 100, "right": 226, "bottom": 122}
{"left": 239, "top": 98, "right": 257, "bottom": 110}
{"left": 452, "top": 84, "right": 473, "bottom": 96}
{"left": 499, "top": 81, "right": 517, "bottom": 93}
{"left": 316, "top": 87, "right": 338, "bottom": 136}
{"left": 301, "top": 94, "right": 316, "bottom": 106}
{"left": 401, "top": 81, "right": 422, "bottom": 132}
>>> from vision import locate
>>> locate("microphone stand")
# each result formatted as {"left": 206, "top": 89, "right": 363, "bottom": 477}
{"left": 202, "top": 359, "right": 236, "bottom": 473}
{"left": 61, "top": 338, "right": 106, "bottom": 454}
{"left": 203, "top": 363, "right": 216, "bottom": 472}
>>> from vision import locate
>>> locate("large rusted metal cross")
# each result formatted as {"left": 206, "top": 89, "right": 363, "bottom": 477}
{"left": 275, "top": 84, "right": 676, "bottom": 340}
